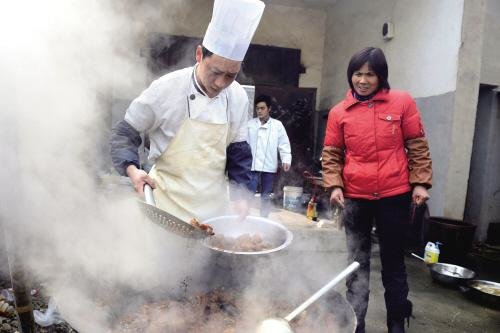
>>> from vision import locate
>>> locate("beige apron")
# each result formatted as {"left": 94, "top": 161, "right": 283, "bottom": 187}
{"left": 149, "top": 90, "right": 230, "bottom": 222}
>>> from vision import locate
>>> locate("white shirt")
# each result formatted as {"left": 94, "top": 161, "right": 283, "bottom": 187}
{"left": 124, "top": 66, "right": 250, "bottom": 163}
{"left": 247, "top": 117, "right": 292, "bottom": 173}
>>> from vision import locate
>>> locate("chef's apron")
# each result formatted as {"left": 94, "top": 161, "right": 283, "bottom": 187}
{"left": 148, "top": 89, "right": 230, "bottom": 222}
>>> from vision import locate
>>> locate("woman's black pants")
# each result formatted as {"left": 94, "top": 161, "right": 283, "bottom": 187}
{"left": 343, "top": 192, "right": 413, "bottom": 333}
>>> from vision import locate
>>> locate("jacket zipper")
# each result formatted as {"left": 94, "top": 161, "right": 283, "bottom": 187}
{"left": 372, "top": 103, "right": 380, "bottom": 198}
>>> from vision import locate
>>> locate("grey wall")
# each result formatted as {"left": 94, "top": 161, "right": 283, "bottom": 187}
{"left": 465, "top": 87, "right": 500, "bottom": 241}
{"left": 480, "top": 0, "right": 500, "bottom": 86}
{"left": 112, "top": 0, "right": 327, "bottom": 104}
{"left": 319, "top": 0, "right": 463, "bottom": 109}
{"left": 414, "top": 93, "right": 455, "bottom": 217}
{"left": 443, "top": 0, "right": 486, "bottom": 219}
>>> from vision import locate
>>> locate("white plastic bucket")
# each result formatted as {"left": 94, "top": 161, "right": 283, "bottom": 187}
{"left": 283, "top": 186, "right": 303, "bottom": 211}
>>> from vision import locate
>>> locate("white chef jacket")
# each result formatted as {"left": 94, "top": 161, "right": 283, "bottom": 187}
{"left": 247, "top": 117, "right": 292, "bottom": 173}
{"left": 124, "top": 66, "right": 250, "bottom": 163}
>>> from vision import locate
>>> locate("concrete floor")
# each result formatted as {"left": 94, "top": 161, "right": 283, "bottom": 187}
{"left": 261, "top": 207, "right": 500, "bottom": 333}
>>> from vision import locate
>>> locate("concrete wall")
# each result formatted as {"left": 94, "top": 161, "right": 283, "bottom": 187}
{"left": 116, "top": 0, "right": 327, "bottom": 100}
{"left": 480, "top": 0, "right": 500, "bottom": 86}
{"left": 413, "top": 93, "right": 455, "bottom": 216}
{"left": 320, "top": 0, "right": 487, "bottom": 219}
{"left": 444, "top": 0, "right": 486, "bottom": 219}
{"left": 319, "top": 0, "right": 463, "bottom": 109}
{"left": 465, "top": 87, "right": 500, "bottom": 241}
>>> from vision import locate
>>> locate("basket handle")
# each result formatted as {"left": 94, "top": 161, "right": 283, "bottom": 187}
{"left": 144, "top": 184, "right": 156, "bottom": 206}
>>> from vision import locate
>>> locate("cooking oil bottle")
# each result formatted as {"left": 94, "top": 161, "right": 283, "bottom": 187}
{"left": 306, "top": 194, "right": 318, "bottom": 221}
{"left": 424, "top": 242, "right": 442, "bottom": 264}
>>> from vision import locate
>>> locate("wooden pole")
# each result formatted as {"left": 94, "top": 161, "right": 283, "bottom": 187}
{"left": 9, "top": 267, "right": 36, "bottom": 333}
{"left": 2, "top": 219, "right": 36, "bottom": 333}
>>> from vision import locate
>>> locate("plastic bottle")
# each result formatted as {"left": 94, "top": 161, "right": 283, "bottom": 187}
{"left": 306, "top": 195, "right": 318, "bottom": 221}
{"left": 424, "top": 242, "right": 441, "bottom": 264}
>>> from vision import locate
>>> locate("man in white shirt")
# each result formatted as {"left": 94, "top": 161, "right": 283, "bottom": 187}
{"left": 110, "top": 0, "right": 265, "bottom": 222}
{"left": 247, "top": 95, "right": 292, "bottom": 217}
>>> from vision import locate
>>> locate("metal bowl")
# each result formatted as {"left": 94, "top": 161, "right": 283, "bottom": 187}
{"left": 201, "top": 215, "right": 293, "bottom": 255}
{"left": 430, "top": 263, "right": 476, "bottom": 285}
{"left": 464, "top": 280, "right": 500, "bottom": 309}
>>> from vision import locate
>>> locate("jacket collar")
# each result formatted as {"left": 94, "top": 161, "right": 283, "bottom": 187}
{"left": 254, "top": 117, "right": 273, "bottom": 127}
{"left": 343, "top": 89, "right": 390, "bottom": 110}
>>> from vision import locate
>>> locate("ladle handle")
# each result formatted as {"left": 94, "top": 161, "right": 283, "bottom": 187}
{"left": 284, "top": 261, "right": 360, "bottom": 322}
{"left": 144, "top": 184, "right": 156, "bottom": 206}
{"left": 411, "top": 253, "right": 425, "bottom": 262}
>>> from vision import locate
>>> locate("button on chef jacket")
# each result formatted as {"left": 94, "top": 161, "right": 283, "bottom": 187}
{"left": 124, "top": 65, "right": 250, "bottom": 163}
{"left": 247, "top": 117, "right": 292, "bottom": 173}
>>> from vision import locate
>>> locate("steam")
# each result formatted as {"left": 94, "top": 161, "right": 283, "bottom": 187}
{"left": 0, "top": 1, "right": 351, "bottom": 332}
{"left": 0, "top": 0, "right": 210, "bottom": 331}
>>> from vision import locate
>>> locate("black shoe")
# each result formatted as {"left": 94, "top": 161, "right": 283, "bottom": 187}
{"left": 354, "top": 326, "right": 366, "bottom": 333}
{"left": 387, "top": 316, "right": 409, "bottom": 333}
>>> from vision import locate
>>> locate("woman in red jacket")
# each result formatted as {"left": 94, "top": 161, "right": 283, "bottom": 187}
{"left": 322, "top": 47, "right": 432, "bottom": 333}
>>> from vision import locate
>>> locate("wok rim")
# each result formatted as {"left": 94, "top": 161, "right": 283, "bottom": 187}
{"left": 201, "top": 215, "right": 294, "bottom": 255}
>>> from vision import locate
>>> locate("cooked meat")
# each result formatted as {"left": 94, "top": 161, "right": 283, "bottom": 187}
{"left": 113, "top": 289, "right": 344, "bottom": 333}
{"left": 189, "top": 218, "right": 214, "bottom": 236}
{"left": 207, "top": 233, "right": 272, "bottom": 252}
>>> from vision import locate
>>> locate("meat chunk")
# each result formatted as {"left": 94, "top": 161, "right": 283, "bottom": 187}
{"left": 207, "top": 233, "right": 272, "bottom": 252}
{"left": 189, "top": 218, "right": 214, "bottom": 236}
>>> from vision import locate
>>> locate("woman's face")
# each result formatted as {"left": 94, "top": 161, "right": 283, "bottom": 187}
{"left": 351, "top": 62, "right": 379, "bottom": 96}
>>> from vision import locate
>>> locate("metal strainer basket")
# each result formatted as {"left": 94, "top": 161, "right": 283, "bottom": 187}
{"left": 138, "top": 185, "right": 208, "bottom": 239}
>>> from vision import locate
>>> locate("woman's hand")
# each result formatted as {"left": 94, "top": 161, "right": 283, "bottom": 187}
{"left": 412, "top": 185, "right": 430, "bottom": 206}
{"left": 330, "top": 187, "right": 345, "bottom": 208}
{"left": 126, "top": 165, "right": 156, "bottom": 194}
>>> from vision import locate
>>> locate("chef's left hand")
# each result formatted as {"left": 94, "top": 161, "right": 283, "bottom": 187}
{"left": 234, "top": 198, "right": 249, "bottom": 221}
{"left": 282, "top": 163, "right": 291, "bottom": 172}
{"left": 412, "top": 185, "right": 430, "bottom": 206}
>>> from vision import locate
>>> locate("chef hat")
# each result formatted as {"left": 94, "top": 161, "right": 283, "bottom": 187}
{"left": 202, "top": 0, "right": 265, "bottom": 61}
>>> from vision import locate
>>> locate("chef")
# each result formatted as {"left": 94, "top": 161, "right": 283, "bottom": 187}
{"left": 110, "top": 0, "right": 265, "bottom": 222}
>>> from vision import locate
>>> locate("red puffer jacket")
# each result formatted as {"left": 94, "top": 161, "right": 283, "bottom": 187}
{"left": 322, "top": 89, "right": 429, "bottom": 200}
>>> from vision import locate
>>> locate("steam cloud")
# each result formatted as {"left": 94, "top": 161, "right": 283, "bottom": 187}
{"left": 0, "top": 1, "right": 349, "bottom": 332}
{"left": 0, "top": 0, "right": 211, "bottom": 331}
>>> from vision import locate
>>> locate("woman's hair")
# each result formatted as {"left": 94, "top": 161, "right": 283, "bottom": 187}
{"left": 347, "top": 47, "right": 390, "bottom": 92}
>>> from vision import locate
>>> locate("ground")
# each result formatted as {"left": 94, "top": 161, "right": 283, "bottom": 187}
{"left": 267, "top": 207, "right": 500, "bottom": 333}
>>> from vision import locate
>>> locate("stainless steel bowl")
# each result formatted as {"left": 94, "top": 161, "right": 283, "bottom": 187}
{"left": 430, "top": 263, "right": 476, "bottom": 285}
{"left": 201, "top": 215, "right": 293, "bottom": 255}
{"left": 464, "top": 280, "right": 500, "bottom": 309}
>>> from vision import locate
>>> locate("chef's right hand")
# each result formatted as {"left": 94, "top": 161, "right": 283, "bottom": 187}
{"left": 126, "top": 165, "right": 156, "bottom": 194}
{"left": 330, "top": 187, "right": 345, "bottom": 208}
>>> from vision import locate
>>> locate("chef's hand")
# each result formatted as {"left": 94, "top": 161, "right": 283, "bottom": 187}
{"left": 330, "top": 187, "right": 345, "bottom": 208}
{"left": 234, "top": 198, "right": 249, "bottom": 222}
{"left": 282, "top": 163, "right": 291, "bottom": 172}
{"left": 412, "top": 185, "right": 430, "bottom": 206}
{"left": 126, "top": 165, "right": 156, "bottom": 194}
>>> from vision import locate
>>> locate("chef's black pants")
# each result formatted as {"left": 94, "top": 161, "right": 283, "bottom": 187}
{"left": 343, "top": 192, "right": 413, "bottom": 333}
{"left": 249, "top": 171, "right": 275, "bottom": 217}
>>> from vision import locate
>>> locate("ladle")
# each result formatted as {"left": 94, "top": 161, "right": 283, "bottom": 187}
{"left": 256, "top": 261, "right": 360, "bottom": 333}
